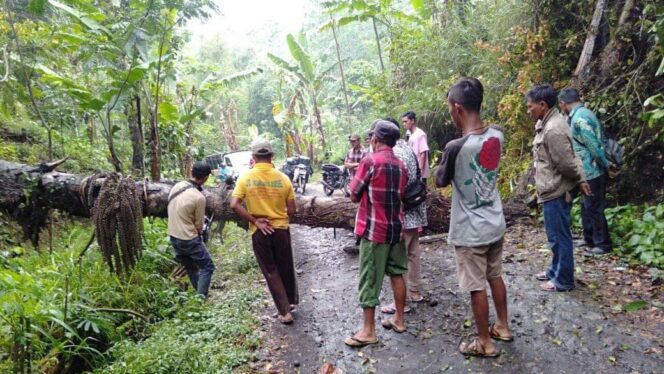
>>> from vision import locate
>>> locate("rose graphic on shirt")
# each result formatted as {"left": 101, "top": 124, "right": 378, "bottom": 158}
{"left": 465, "top": 137, "right": 501, "bottom": 206}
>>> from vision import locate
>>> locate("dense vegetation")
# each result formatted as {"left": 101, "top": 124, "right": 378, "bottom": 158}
{"left": 1, "top": 0, "right": 662, "bottom": 372}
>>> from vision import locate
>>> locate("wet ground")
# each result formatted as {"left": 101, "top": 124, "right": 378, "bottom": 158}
{"left": 253, "top": 184, "right": 663, "bottom": 373}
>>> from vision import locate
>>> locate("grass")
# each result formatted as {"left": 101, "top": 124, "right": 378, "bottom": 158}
{"left": 0, "top": 217, "right": 264, "bottom": 373}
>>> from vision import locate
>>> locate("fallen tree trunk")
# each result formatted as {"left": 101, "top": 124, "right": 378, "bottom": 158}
{"left": 0, "top": 159, "right": 526, "bottom": 243}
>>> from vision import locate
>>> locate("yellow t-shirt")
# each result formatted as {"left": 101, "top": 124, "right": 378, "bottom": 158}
{"left": 231, "top": 162, "right": 295, "bottom": 233}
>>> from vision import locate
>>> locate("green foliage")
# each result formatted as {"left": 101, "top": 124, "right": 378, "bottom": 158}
{"left": 0, "top": 219, "right": 262, "bottom": 372}
{"left": 572, "top": 202, "right": 664, "bottom": 268}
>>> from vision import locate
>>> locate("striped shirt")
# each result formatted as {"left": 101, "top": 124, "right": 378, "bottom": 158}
{"left": 349, "top": 147, "right": 407, "bottom": 244}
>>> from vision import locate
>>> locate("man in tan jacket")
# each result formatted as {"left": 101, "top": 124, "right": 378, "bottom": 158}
{"left": 526, "top": 84, "right": 591, "bottom": 292}
{"left": 168, "top": 161, "right": 215, "bottom": 298}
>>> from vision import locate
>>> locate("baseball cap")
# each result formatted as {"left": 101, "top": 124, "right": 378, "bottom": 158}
{"left": 250, "top": 138, "right": 274, "bottom": 156}
{"left": 366, "top": 120, "right": 400, "bottom": 143}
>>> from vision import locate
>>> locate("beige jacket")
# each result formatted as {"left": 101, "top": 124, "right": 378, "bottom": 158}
{"left": 533, "top": 108, "right": 586, "bottom": 203}
{"left": 167, "top": 181, "right": 206, "bottom": 240}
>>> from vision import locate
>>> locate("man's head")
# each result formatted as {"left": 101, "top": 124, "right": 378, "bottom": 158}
{"left": 191, "top": 161, "right": 212, "bottom": 185}
{"left": 401, "top": 111, "right": 417, "bottom": 132}
{"left": 251, "top": 138, "right": 274, "bottom": 163}
{"left": 447, "top": 77, "right": 484, "bottom": 129}
{"left": 368, "top": 119, "right": 400, "bottom": 149}
{"left": 348, "top": 134, "right": 361, "bottom": 149}
{"left": 558, "top": 87, "right": 581, "bottom": 115}
{"left": 384, "top": 117, "right": 402, "bottom": 138}
{"left": 526, "top": 84, "right": 557, "bottom": 121}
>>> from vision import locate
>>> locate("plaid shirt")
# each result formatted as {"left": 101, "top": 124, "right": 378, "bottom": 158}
{"left": 349, "top": 147, "right": 408, "bottom": 244}
{"left": 345, "top": 147, "right": 367, "bottom": 176}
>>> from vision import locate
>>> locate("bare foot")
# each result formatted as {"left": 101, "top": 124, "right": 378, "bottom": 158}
{"left": 278, "top": 312, "right": 293, "bottom": 324}
{"left": 407, "top": 291, "right": 424, "bottom": 302}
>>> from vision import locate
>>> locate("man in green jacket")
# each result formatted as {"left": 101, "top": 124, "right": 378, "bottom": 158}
{"left": 559, "top": 88, "right": 613, "bottom": 256}
{"left": 526, "top": 84, "right": 591, "bottom": 292}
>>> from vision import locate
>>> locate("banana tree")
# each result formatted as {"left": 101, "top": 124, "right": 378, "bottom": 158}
{"left": 268, "top": 34, "right": 338, "bottom": 161}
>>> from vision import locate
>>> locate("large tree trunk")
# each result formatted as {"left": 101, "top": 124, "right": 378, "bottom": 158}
{"left": 0, "top": 160, "right": 523, "bottom": 240}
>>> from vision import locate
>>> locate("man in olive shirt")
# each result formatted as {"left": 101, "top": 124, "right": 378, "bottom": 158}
{"left": 168, "top": 162, "right": 216, "bottom": 298}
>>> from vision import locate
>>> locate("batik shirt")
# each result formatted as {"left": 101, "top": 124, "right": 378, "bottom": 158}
{"left": 349, "top": 147, "right": 408, "bottom": 244}
{"left": 435, "top": 126, "right": 506, "bottom": 247}
{"left": 393, "top": 139, "right": 428, "bottom": 230}
{"left": 568, "top": 104, "right": 609, "bottom": 180}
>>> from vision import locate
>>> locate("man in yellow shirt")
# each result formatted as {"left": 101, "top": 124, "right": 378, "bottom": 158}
{"left": 230, "top": 138, "right": 298, "bottom": 324}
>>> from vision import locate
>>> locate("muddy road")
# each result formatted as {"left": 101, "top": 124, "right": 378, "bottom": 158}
{"left": 256, "top": 221, "right": 663, "bottom": 374}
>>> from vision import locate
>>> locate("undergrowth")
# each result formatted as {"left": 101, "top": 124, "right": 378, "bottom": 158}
{"left": 0, "top": 218, "right": 262, "bottom": 373}
{"left": 571, "top": 200, "right": 664, "bottom": 268}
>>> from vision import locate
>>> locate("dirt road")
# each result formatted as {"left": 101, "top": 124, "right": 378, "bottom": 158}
{"left": 258, "top": 223, "right": 663, "bottom": 373}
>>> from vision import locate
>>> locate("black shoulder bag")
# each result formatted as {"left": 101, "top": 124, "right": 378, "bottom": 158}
{"left": 403, "top": 158, "right": 428, "bottom": 210}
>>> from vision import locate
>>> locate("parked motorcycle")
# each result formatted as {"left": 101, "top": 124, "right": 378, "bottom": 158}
{"left": 281, "top": 155, "right": 313, "bottom": 194}
{"left": 321, "top": 164, "right": 350, "bottom": 197}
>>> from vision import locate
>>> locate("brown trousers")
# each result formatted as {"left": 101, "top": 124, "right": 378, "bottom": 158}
{"left": 252, "top": 229, "right": 299, "bottom": 315}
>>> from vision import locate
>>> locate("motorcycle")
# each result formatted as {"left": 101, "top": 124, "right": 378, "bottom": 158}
{"left": 321, "top": 164, "right": 350, "bottom": 197}
{"left": 281, "top": 155, "right": 313, "bottom": 194}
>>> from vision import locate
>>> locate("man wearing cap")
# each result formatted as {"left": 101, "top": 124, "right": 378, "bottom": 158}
{"left": 344, "top": 134, "right": 367, "bottom": 177}
{"left": 559, "top": 88, "right": 613, "bottom": 256}
{"left": 344, "top": 120, "right": 409, "bottom": 347}
{"left": 230, "top": 138, "right": 298, "bottom": 324}
{"left": 168, "top": 161, "right": 216, "bottom": 299}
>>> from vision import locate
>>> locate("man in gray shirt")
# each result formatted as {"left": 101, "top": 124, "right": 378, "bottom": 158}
{"left": 435, "top": 77, "right": 512, "bottom": 358}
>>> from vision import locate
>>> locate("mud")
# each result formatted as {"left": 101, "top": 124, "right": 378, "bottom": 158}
{"left": 256, "top": 219, "right": 663, "bottom": 374}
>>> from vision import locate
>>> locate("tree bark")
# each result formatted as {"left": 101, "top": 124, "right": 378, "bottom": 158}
{"left": 372, "top": 17, "right": 386, "bottom": 74}
{"left": 0, "top": 160, "right": 527, "bottom": 236}
{"left": 573, "top": 0, "right": 606, "bottom": 85}
{"left": 598, "top": 0, "right": 635, "bottom": 80}
{"left": 129, "top": 96, "right": 145, "bottom": 178}
{"left": 330, "top": 17, "right": 352, "bottom": 120}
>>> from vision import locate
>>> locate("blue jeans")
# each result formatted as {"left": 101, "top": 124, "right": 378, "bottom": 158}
{"left": 543, "top": 196, "right": 575, "bottom": 290}
{"left": 170, "top": 236, "right": 216, "bottom": 298}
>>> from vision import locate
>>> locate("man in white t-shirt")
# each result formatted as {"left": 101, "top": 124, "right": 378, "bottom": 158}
{"left": 402, "top": 111, "right": 430, "bottom": 184}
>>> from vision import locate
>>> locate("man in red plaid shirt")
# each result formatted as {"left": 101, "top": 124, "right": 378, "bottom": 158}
{"left": 344, "top": 120, "right": 409, "bottom": 348}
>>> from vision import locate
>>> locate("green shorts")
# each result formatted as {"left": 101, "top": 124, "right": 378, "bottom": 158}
{"left": 358, "top": 238, "right": 408, "bottom": 308}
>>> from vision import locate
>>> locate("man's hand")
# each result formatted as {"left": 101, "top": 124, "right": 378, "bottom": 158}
{"left": 255, "top": 218, "right": 275, "bottom": 235}
{"left": 579, "top": 181, "right": 592, "bottom": 196}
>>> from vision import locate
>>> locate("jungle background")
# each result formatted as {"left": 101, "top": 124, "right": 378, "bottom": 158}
{"left": 0, "top": 0, "right": 662, "bottom": 372}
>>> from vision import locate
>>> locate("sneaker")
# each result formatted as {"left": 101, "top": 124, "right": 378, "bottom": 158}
{"left": 573, "top": 239, "right": 589, "bottom": 248}
{"left": 583, "top": 247, "right": 610, "bottom": 256}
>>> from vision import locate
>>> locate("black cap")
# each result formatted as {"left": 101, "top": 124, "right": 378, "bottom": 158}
{"left": 367, "top": 120, "right": 400, "bottom": 145}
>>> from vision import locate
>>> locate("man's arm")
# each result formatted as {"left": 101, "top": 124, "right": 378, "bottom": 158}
{"left": 194, "top": 196, "right": 205, "bottom": 234}
{"left": 348, "top": 157, "right": 372, "bottom": 203}
{"left": 547, "top": 130, "right": 586, "bottom": 182}
{"left": 230, "top": 197, "right": 274, "bottom": 235}
{"left": 286, "top": 199, "right": 296, "bottom": 216}
{"left": 417, "top": 151, "right": 427, "bottom": 175}
{"left": 434, "top": 142, "right": 460, "bottom": 188}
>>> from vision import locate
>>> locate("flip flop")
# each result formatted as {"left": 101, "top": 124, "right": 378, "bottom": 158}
{"left": 408, "top": 295, "right": 425, "bottom": 303}
{"left": 344, "top": 336, "right": 379, "bottom": 348}
{"left": 381, "top": 318, "right": 407, "bottom": 333}
{"left": 278, "top": 314, "right": 294, "bottom": 325}
{"left": 458, "top": 338, "right": 500, "bottom": 358}
{"left": 540, "top": 281, "right": 573, "bottom": 293}
{"left": 380, "top": 303, "right": 411, "bottom": 314}
{"left": 535, "top": 272, "right": 550, "bottom": 281}
{"left": 489, "top": 324, "right": 514, "bottom": 342}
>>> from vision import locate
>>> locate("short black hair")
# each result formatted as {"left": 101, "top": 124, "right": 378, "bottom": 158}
{"left": 384, "top": 117, "right": 400, "bottom": 127}
{"left": 526, "top": 84, "right": 557, "bottom": 108}
{"left": 253, "top": 154, "right": 272, "bottom": 162}
{"left": 192, "top": 161, "right": 211, "bottom": 179}
{"left": 402, "top": 111, "right": 416, "bottom": 121}
{"left": 558, "top": 87, "right": 581, "bottom": 104}
{"left": 447, "top": 77, "right": 484, "bottom": 112}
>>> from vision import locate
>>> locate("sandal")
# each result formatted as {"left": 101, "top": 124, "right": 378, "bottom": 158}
{"left": 458, "top": 338, "right": 500, "bottom": 358}
{"left": 535, "top": 272, "right": 550, "bottom": 281}
{"left": 278, "top": 313, "right": 294, "bottom": 325}
{"left": 344, "top": 336, "right": 379, "bottom": 347}
{"left": 408, "top": 294, "right": 425, "bottom": 303}
{"left": 380, "top": 303, "right": 411, "bottom": 314}
{"left": 489, "top": 323, "right": 514, "bottom": 342}
{"left": 540, "top": 281, "right": 573, "bottom": 292}
{"left": 381, "top": 318, "right": 406, "bottom": 333}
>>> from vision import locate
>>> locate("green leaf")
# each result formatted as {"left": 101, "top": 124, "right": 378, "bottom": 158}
{"left": 624, "top": 300, "right": 648, "bottom": 312}
{"left": 49, "top": 0, "right": 110, "bottom": 36}
{"left": 287, "top": 34, "right": 315, "bottom": 82}
{"left": 28, "top": 0, "right": 47, "bottom": 15}
{"left": 409, "top": 0, "right": 428, "bottom": 18}
{"left": 158, "top": 101, "right": 179, "bottom": 123}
